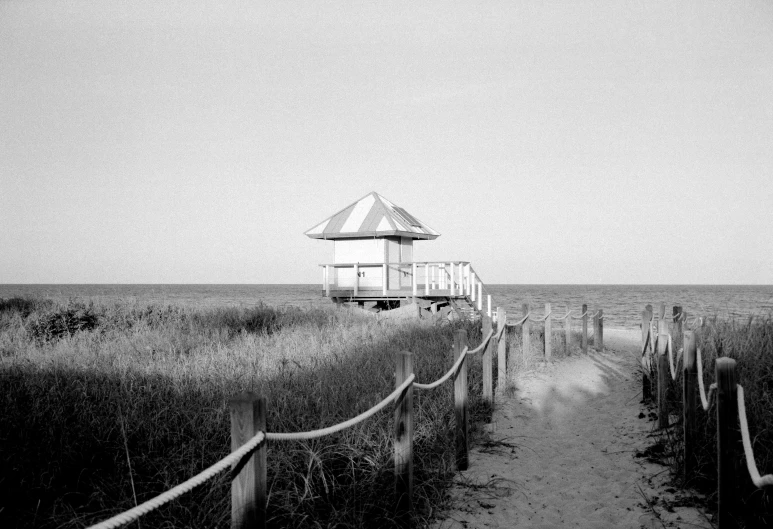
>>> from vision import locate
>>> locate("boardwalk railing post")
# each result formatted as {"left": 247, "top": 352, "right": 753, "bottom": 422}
{"left": 565, "top": 305, "right": 571, "bottom": 355}
{"left": 597, "top": 309, "right": 603, "bottom": 350}
{"left": 657, "top": 320, "right": 669, "bottom": 429}
{"left": 717, "top": 357, "right": 738, "bottom": 529}
{"left": 522, "top": 303, "right": 531, "bottom": 363}
{"left": 383, "top": 264, "right": 388, "bottom": 295}
{"left": 454, "top": 330, "right": 469, "bottom": 471}
{"left": 641, "top": 308, "right": 653, "bottom": 401}
{"left": 482, "top": 315, "right": 493, "bottom": 407}
{"left": 496, "top": 307, "right": 506, "bottom": 393}
{"left": 395, "top": 351, "right": 414, "bottom": 528}
{"left": 230, "top": 393, "right": 266, "bottom": 529}
{"left": 683, "top": 330, "right": 698, "bottom": 482}
{"left": 592, "top": 310, "right": 599, "bottom": 351}
{"left": 544, "top": 303, "right": 552, "bottom": 361}
{"left": 582, "top": 304, "right": 588, "bottom": 354}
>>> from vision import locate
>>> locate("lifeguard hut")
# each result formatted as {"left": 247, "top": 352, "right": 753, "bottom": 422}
{"left": 305, "top": 192, "right": 490, "bottom": 318}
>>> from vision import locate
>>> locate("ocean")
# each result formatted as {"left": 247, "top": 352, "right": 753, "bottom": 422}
{"left": 2, "top": 284, "right": 772, "bottom": 330}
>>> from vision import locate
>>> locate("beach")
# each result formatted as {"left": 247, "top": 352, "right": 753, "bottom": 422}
{"left": 433, "top": 328, "right": 713, "bottom": 529}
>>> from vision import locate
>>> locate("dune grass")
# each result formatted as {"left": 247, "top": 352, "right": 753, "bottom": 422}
{"left": 647, "top": 315, "right": 773, "bottom": 528}
{"left": 0, "top": 297, "right": 494, "bottom": 528}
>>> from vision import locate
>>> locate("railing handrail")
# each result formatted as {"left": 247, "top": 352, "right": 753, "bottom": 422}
{"left": 318, "top": 261, "right": 471, "bottom": 267}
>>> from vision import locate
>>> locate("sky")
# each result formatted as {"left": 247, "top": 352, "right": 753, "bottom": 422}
{"left": 1, "top": 0, "right": 772, "bottom": 285}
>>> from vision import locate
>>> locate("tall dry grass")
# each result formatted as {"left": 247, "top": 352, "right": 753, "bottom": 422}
{"left": 0, "top": 297, "right": 491, "bottom": 528}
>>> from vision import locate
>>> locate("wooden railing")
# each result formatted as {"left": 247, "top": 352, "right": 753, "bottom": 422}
{"left": 639, "top": 304, "right": 773, "bottom": 528}
{"left": 319, "top": 261, "right": 491, "bottom": 311}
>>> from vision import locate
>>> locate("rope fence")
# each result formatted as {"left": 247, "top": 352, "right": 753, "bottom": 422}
{"left": 499, "top": 302, "right": 603, "bottom": 360}
{"left": 86, "top": 320, "right": 505, "bottom": 529}
{"left": 639, "top": 303, "right": 773, "bottom": 528}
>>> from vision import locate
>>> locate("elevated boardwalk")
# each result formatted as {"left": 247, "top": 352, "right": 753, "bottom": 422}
{"left": 320, "top": 261, "right": 491, "bottom": 319}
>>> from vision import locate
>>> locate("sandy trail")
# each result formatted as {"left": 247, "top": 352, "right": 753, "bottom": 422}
{"left": 433, "top": 329, "right": 713, "bottom": 529}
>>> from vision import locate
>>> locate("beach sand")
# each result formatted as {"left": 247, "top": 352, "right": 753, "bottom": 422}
{"left": 432, "top": 328, "right": 713, "bottom": 529}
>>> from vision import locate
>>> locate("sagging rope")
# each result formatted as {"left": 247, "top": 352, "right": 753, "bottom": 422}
{"left": 555, "top": 310, "right": 573, "bottom": 320}
{"left": 414, "top": 347, "right": 468, "bottom": 390}
{"left": 666, "top": 335, "right": 677, "bottom": 380}
{"left": 267, "top": 375, "right": 415, "bottom": 441}
{"left": 506, "top": 312, "right": 531, "bottom": 327}
{"left": 572, "top": 311, "right": 589, "bottom": 319}
{"left": 696, "top": 347, "right": 717, "bottom": 411}
{"left": 737, "top": 385, "right": 773, "bottom": 488}
{"left": 466, "top": 329, "right": 494, "bottom": 355}
{"left": 87, "top": 430, "right": 268, "bottom": 529}
{"left": 414, "top": 326, "right": 497, "bottom": 391}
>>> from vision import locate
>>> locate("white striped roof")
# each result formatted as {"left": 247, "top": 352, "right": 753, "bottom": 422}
{"left": 305, "top": 192, "right": 440, "bottom": 240}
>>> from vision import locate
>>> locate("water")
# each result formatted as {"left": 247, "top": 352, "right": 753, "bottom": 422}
{"left": 1, "top": 284, "right": 771, "bottom": 329}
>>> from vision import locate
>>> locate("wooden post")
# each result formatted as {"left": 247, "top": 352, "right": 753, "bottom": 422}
{"left": 394, "top": 351, "right": 414, "bottom": 528}
{"left": 496, "top": 307, "right": 506, "bottom": 393}
{"left": 449, "top": 263, "right": 455, "bottom": 296}
{"left": 592, "top": 311, "right": 599, "bottom": 350}
{"left": 482, "top": 315, "right": 493, "bottom": 407}
{"left": 581, "top": 304, "right": 588, "bottom": 354}
{"left": 383, "top": 264, "right": 388, "bottom": 295}
{"left": 597, "top": 309, "right": 603, "bottom": 350}
{"left": 658, "top": 302, "right": 665, "bottom": 320}
{"left": 544, "top": 303, "right": 552, "bottom": 361}
{"left": 470, "top": 272, "right": 476, "bottom": 302}
{"left": 657, "top": 320, "right": 669, "bottom": 429}
{"left": 522, "top": 303, "right": 530, "bottom": 362}
{"left": 454, "top": 330, "right": 469, "bottom": 471}
{"left": 717, "top": 357, "right": 738, "bottom": 529}
{"left": 477, "top": 282, "right": 483, "bottom": 311}
{"left": 424, "top": 263, "right": 429, "bottom": 296}
{"left": 353, "top": 263, "right": 359, "bottom": 297}
{"left": 324, "top": 266, "right": 330, "bottom": 297}
{"left": 412, "top": 263, "right": 417, "bottom": 296}
{"left": 565, "top": 305, "right": 571, "bottom": 355}
{"left": 683, "top": 331, "right": 697, "bottom": 482}
{"left": 641, "top": 309, "right": 652, "bottom": 401}
{"left": 230, "top": 393, "right": 266, "bottom": 529}
{"left": 487, "top": 294, "right": 492, "bottom": 318}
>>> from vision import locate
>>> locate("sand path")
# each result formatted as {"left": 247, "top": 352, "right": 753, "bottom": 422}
{"left": 433, "top": 329, "right": 713, "bottom": 529}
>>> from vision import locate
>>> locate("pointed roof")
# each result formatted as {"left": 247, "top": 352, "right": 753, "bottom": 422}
{"left": 305, "top": 192, "right": 440, "bottom": 240}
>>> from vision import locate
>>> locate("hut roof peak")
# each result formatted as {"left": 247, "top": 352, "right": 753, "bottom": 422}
{"left": 305, "top": 192, "right": 440, "bottom": 240}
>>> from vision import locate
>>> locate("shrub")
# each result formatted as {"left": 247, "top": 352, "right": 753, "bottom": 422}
{"left": 27, "top": 302, "right": 100, "bottom": 341}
